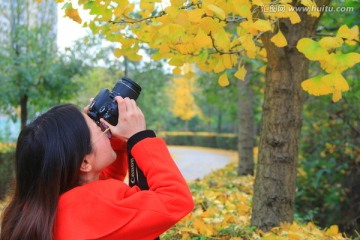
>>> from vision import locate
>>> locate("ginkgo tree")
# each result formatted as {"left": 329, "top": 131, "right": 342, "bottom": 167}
{"left": 169, "top": 64, "right": 202, "bottom": 129}
{"left": 55, "top": 0, "right": 359, "bottom": 232}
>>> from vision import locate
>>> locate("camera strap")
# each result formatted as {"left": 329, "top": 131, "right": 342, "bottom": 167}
{"left": 128, "top": 156, "right": 149, "bottom": 190}
{"left": 128, "top": 155, "right": 160, "bottom": 240}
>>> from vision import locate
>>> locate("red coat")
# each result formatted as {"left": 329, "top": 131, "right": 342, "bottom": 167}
{"left": 53, "top": 136, "right": 194, "bottom": 240}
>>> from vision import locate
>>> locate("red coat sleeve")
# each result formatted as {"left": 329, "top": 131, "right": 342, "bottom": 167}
{"left": 54, "top": 137, "right": 194, "bottom": 240}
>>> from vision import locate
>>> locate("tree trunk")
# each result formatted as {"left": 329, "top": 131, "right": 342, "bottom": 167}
{"left": 20, "top": 94, "right": 28, "bottom": 130}
{"left": 251, "top": 1, "right": 329, "bottom": 230}
{"left": 237, "top": 63, "right": 255, "bottom": 175}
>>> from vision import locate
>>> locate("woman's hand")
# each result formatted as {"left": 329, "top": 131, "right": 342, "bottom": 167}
{"left": 101, "top": 96, "right": 146, "bottom": 141}
{"left": 83, "top": 98, "right": 94, "bottom": 113}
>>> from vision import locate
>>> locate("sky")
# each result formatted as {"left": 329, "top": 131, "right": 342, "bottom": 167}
{"left": 56, "top": 3, "right": 90, "bottom": 50}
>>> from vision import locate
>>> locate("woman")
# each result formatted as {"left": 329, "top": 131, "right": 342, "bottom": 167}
{"left": 0, "top": 96, "right": 194, "bottom": 240}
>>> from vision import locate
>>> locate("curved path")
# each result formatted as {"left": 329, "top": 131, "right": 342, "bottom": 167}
{"left": 168, "top": 146, "right": 236, "bottom": 181}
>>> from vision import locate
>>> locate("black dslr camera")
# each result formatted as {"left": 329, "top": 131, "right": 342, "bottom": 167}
{"left": 87, "top": 77, "right": 142, "bottom": 126}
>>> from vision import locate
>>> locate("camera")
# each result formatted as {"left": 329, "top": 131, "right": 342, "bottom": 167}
{"left": 87, "top": 77, "right": 142, "bottom": 126}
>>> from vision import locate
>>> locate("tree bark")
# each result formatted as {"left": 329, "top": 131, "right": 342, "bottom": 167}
{"left": 237, "top": 63, "right": 255, "bottom": 175}
{"left": 20, "top": 94, "right": 28, "bottom": 130}
{"left": 251, "top": 0, "right": 329, "bottom": 230}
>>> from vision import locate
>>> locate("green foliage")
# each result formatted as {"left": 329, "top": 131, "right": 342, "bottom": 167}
{"left": 297, "top": 62, "right": 360, "bottom": 233}
{"left": 129, "top": 60, "right": 174, "bottom": 131}
{"left": 195, "top": 72, "right": 238, "bottom": 133}
{"left": 0, "top": 143, "right": 15, "bottom": 200}
{"left": 158, "top": 132, "right": 237, "bottom": 150}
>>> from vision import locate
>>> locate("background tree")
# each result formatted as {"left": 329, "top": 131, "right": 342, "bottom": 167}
{"left": 60, "top": 0, "right": 360, "bottom": 231}
{"left": 195, "top": 72, "right": 238, "bottom": 133}
{"left": 0, "top": 0, "right": 88, "bottom": 129}
{"left": 169, "top": 64, "right": 202, "bottom": 130}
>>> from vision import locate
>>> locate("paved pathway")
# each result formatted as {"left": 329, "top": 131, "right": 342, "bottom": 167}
{"left": 168, "top": 146, "right": 236, "bottom": 181}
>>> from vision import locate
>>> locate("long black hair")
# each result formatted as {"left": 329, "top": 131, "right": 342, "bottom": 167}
{"left": 1, "top": 104, "right": 92, "bottom": 240}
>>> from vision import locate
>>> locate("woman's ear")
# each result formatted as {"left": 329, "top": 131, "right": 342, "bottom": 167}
{"left": 80, "top": 159, "right": 92, "bottom": 173}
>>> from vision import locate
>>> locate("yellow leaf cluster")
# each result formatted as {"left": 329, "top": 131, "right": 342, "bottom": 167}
{"left": 297, "top": 25, "right": 360, "bottom": 102}
{"left": 301, "top": 73, "right": 349, "bottom": 102}
{"left": 71, "top": 0, "right": 359, "bottom": 103}
{"left": 336, "top": 25, "right": 359, "bottom": 46}
{"left": 162, "top": 160, "right": 348, "bottom": 239}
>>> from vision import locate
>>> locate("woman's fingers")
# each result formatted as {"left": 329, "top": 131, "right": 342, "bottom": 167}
{"left": 83, "top": 98, "right": 95, "bottom": 113}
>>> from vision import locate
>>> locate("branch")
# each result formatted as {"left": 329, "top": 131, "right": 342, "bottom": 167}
{"left": 109, "top": 11, "right": 166, "bottom": 24}
{"left": 208, "top": 32, "right": 245, "bottom": 55}
{"left": 202, "top": 14, "right": 248, "bottom": 24}
{"left": 109, "top": 1, "right": 201, "bottom": 25}
{"left": 314, "top": 32, "right": 360, "bottom": 44}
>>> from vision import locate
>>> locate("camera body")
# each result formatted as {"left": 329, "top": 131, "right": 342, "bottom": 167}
{"left": 87, "top": 77, "right": 142, "bottom": 126}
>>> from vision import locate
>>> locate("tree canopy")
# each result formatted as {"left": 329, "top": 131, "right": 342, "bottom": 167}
{"left": 59, "top": 0, "right": 359, "bottom": 101}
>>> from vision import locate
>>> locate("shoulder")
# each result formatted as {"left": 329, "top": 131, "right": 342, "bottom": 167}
{"left": 58, "top": 179, "right": 133, "bottom": 207}
{"left": 55, "top": 179, "right": 139, "bottom": 239}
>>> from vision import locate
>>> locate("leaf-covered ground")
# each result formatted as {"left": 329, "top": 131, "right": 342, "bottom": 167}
{"left": 0, "top": 143, "right": 354, "bottom": 239}
{"left": 161, "top": 160, "right": 353, "bottom": 240}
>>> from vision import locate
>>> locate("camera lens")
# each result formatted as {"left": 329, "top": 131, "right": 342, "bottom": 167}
{"left": 112, "top": 77, "right": 142, "bottom": 100}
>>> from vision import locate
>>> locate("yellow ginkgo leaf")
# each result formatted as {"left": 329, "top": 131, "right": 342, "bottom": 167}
{"left": 222, "top": 54, "right": 236, "bottom": 69}
{"left": 170, "top": 0, "right": 185, "bottom": 8}
{"left": 159, "top": 43, "right": 171, "bottom": 54}
{"left": 113, "top": 48, "right": 122, "bottom": 58}
{"left": 332, "top": 90, "right": 342, "bottom": 102}
{"left": 140, "top": 0, "right": 155, "bottom": 12}
{"left": 318, "top": 37, "right": 343, "bottom": 50}
{"left": 193, "top": 219, "right": 214, "bottom": 236}
{"left": 302, "top": 73, "right": 349, "bottom": 102}
{"left": 271, "top": 30, "right": 287, "bottom": 47}
{"left": 214, "top": 59, "right": 225, "bottom": 73}
{"left": 287, "top": 11, "right": 301, "bottom": 24}
{"left": 345, "top": 39, "right": 357, "bottom": 46}
{"left": 212, "top": 28, "right": 231, "bottom": 50}
{"left": 218, "top": 72, "right": 230, "bottom": 87}
{"left": 188, "top": 9, "right": 204, "bottom": 23}
{"left": 325, "top": 225, "right": 340, "bottom": 236}
{"left": 297, "top": 38, "right": 328, "bottom": 61}
{"left": 165, "top": 6, "right": 179, "bottom": 18}
{"left": 172, "top": 67, "right": 181, "bottom": 75}
{"left": 234, "top": 65, "right": 247, "bottom": 80}
{"left": 336, "top": 25, "right": 359, "bottom": 41}
{"left": 232, "top": 3, "right": 252, "bottom": 19}
{"left": 206, "top": 4, "right": 226, "bottom": 19}
{"left": 193, "top": 30, "right": 212, "bottom": 49}
{"left": 301, "top": 75, "right": 333, "bottom": 96}
{"left": 301, "top": 0, "right": 320, "bottom": 18}
{"left": 321, "top": 52, "right": 360, "bottom": 73}
{"left": 253, "top": 19, "right": 272, "bottom": 32}
{"left": 275, "top": 4, "right": 301, "bottom": 24}
{"left": 240, "top": 34, "right": 256, "bottom": 52}
{"left": 127, "top": 52, "right": 142, "bottom": 62}
{"left": 65, "top": 4, "right": 82, "bottom": 24}
{"left": 322, "top": 72, "right": 349, "bottom": 92}
{"left": 169, "top": 55, "right": 185, "bottom": 66}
